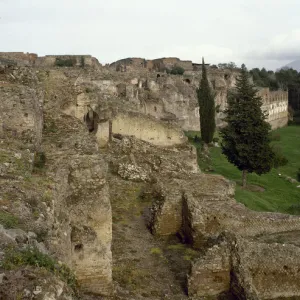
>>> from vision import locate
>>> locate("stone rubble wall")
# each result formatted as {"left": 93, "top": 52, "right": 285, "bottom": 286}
{"left": 0, "top": 52, "right": 101, "bottom": 68}
{"left": 188, "top": 233, "right": 300, "bottom": 299}
{"left": 259, "top": 88, "right": 289, "bottom": 129}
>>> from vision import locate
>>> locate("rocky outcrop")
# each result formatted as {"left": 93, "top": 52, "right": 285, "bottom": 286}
{"left": 188, "top": 232, "right": 300, "bottom": 299}
{"left": 0, "top": 267, "right": 75, "bottom": 300}
{"left": 182, "top": 193, "right": 300, "bottom": 248}
{"left": 41, "top": 112, "right": 113, "bottom": 296}
{"left": 0, "top": 54, "right": 295, "bottom": 299}
{"left": 0, "top": 65, "right": 113, "bottom": 297}
{"left": 0, "top": 84, "right": 43, "bottom": 149}
{"left": 188, "top": 239, "right": 231, "bottom": 299}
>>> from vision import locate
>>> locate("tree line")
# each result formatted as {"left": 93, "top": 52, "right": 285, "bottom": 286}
{"left": 250, "top": 67, "right": 300, "bottom": 92}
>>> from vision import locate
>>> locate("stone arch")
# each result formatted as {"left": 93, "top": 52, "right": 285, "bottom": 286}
{"left": 84, "top": 108, "right": 99, "bottom": 133}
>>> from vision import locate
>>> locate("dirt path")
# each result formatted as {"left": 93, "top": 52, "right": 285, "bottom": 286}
{"left": 109, "top": 176, "right": 197, "bottom": 300}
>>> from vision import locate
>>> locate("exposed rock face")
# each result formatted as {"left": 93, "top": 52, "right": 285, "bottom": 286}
{"left": 0, "top": 267, "right": 75, "bottom": 300}
{"left": 0, "top": 53, "right": 296, "bottom": 299}
{"left": 188, "top": 239, "right": 231, "bottom": 299}
{"left": 188, "top": 233, "right": 300, "bottom": 300}
{"left": 0, "top": 84, "right": 43, "bottom": 149}
{"left": 0, "top": 66, "right": 112, "bottom": 296}
{"left": 68, "top": 157, "right": 112, "bottom": 294}
{"left": 182, "top": 193, "right": 300, "bottom": 248}
{"left": 41, "top": 112, "right": 113, "bottom": 296}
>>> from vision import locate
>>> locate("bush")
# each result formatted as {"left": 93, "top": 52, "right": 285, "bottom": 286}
{"left": 80, "top": 56, "right": 85, "bottom": 68}
{"left": 215, "top": 104, "right": 221, "bottom": 113}
{"left": 0, "top": 211, "right": 19, "bottom": 229}
{"left": 33, "top": 152, "right": 46, "bottom": 169}
{"left": 272, "top": 145, "right": 288, "bottom": 168}
{"left": 287, "top": 203, "right": 300, "bottom": 215}
{"left": 212, "top": 137, "right": 219, "bottom": 143}
{"left": 270, "top": 132, "right": 281, "bottom": 141}
{"left": 1, "top": 247, "right": 77, "bottom": 291}
{"left": 167, "top": 66, "right": 185, "bottom": 75}
{"left": 297, "top": 168, "right": 300, "bottom": 182}
{"left": 193, "top": 135, "right": 201, "bottom": 144}
{"left": 55, "top": 58, "right": 76, "bottom": 67}
{"left": 44, "top": 120, "right": 58, "bottom": 133}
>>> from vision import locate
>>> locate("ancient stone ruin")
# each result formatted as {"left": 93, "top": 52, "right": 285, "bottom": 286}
{"left": 0, "top": 52, "right": 297, "bottom": 300}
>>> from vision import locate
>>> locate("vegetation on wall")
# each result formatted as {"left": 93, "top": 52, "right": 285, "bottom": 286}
{"left": 220, "top": 64, "right": 274, "bottom": 187}
{"left": 197, "top": 58, "right": 216, "bottom": 144}
{"left": 166, "top": 66, "right": 185, "bottom": 75}
{"left": 55, "top": 58, "right": 76, "bottom": 67}
{"left": 1, "top": 246, "right": 77, "bottom": 292}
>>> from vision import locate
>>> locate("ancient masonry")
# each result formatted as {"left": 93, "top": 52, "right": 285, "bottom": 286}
{"left": 0, "top": 53, "right": 288, "bottom": 138}
{"left": 0, "top": 52, "right": 297, "bottom": 300}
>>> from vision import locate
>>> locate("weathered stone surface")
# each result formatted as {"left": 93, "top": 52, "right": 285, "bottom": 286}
{"left": 188, "top": 240, "right": 231, "bottom": 299}
{"left": 188, "top": 232, "right": 300, "bottom": 299}
{"left": 0, "top": 54, "right": 295, "bottom": 299}
{"left": 0, "top": 267, "right": 75, "bottom": 300}
{"left": 0, "top": 85, "right": 43, "bottom": 149}
{"left": 149, "top": 174, "right": 235, "bottom": 237}
{"left": 68, "top": 157, "right": 112, "bottom": 295}
{"left": 42, "top": 113, "right": 113, "bottom": 296}
{"left": 183, "top": 193, "right": 300, "bottom": 248}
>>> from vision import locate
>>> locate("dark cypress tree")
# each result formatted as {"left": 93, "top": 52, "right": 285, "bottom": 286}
{"left": 197, "top": 58, "right": 216, "bottom": 144}
{"left": 220, "top": 64, "right": 275, "bottom": 187}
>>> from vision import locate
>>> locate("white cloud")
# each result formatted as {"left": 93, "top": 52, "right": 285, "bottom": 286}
{"left": 245, "top": 29, "right": 300, "bottom": 61}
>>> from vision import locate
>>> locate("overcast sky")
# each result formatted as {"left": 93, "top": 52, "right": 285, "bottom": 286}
{"left": 1, "top": 0, "right": 300, "bottom": 70}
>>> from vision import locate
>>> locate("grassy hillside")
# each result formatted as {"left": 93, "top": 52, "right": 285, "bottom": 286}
{"left": 186, "top": 126, "right": 300, "bottom": 214}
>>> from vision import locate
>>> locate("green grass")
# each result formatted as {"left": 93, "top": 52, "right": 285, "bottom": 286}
{"left": 0, "top": 211, "right": 19, "bottom": 229}
{"left": 185, "top": 126, "right": 300, "bottom": 214}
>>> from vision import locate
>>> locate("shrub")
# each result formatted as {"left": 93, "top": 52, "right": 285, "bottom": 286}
{"left": 44, "top": 121, "right": 58, "bottom": 133}
{"left": 297, "top": 168, "right": 300, "bottom": 182}
{"left": 33, "top": 152, "right": 46, "bottom": 169}
{"left": 287, "top": 203, "right": 300, "bottom": 215}
{"left": 1, "top": 247, "right": 77, "bottom": 291}
{"left": 167, "top": 66, "right": 185, "bottom": 75}
{"left": 80, "top": 56, "right": 85, "bottom": 68}
{"left": 150, "top": 247, "right": 162, "bottom": 255}
{"left": 215, "top": 104, "right": 221, "bottom": 113}
{"left": 212, "top": 137, "right": 219, "bottom": 143}
{"left": 193, "top": 135, "right": 201, "bottom": 144}
{"left": 270, "top": 132, "right": 281, "bottom": 141}
{"left": 0, "top": 211, "right": 19, "bottom": 229}
{"left": 271, "top": 145, "right": 288, "bottom": 168}
{"left": 55, "top": 58, "right": 76, "bottom": 67}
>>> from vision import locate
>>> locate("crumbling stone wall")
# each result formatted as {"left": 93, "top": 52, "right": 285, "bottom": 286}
{"left": 35, "top": 55, "right": 101, "bottom": 68}
{"left": 259, "top": 88, "right": 289, "bottom": 129}
{"left": 109, "top": 111, "right": 187, "bottom": 147}
{"left": 0, "top": 52, "right": 37, "bottom": 66}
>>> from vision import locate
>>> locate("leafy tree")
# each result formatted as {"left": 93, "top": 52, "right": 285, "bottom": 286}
{"left": 197, "top": 58, "right": 216, "bottom": 144}
{"left": 220, "top": 64, "right": 274, "bottom": 187}
{"left": 218, "top": 62, "right": 237, "bottom": 69}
